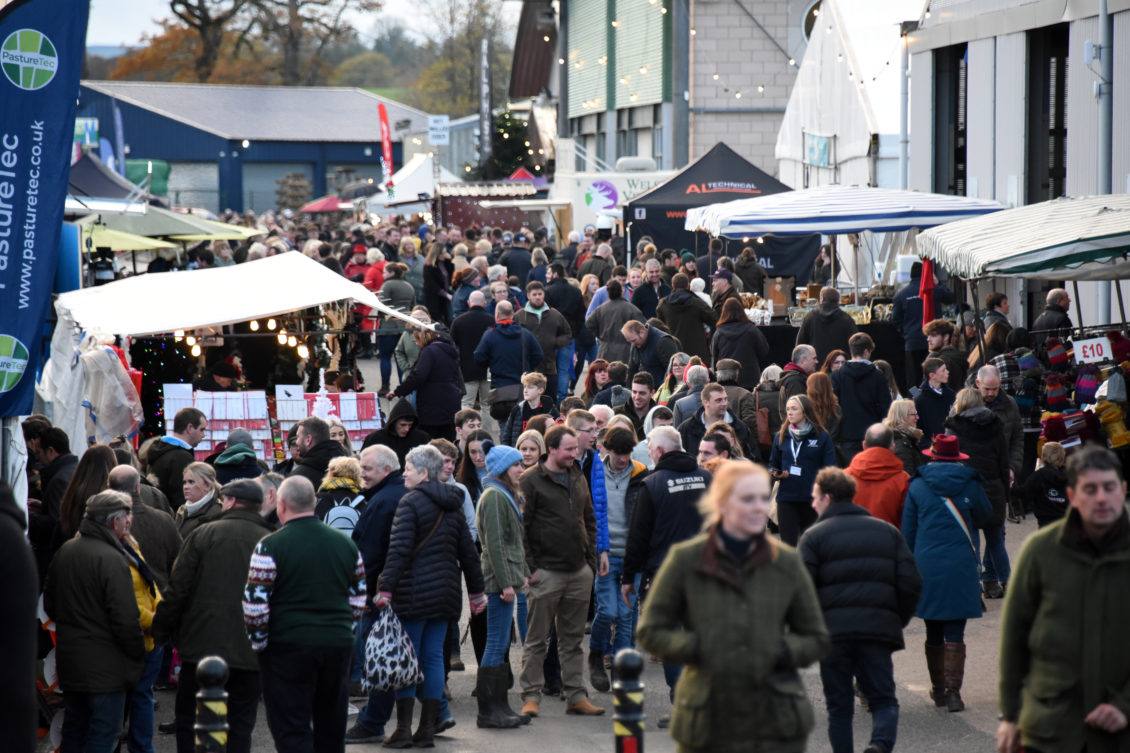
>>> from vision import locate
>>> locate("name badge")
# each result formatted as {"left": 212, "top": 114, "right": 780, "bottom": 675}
{"left": 789, "top": 465, "right": 802, "bottom": 477}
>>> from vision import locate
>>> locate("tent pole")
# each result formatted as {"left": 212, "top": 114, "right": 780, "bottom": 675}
{"left": 1072, "top": 280, "right": 1084, "bottom": 335}
{"left": 1116, "top": 280, "right": 1127, "bottom": 327}
{"left": 968, "top": 278, "right": 986, "bottom": 365}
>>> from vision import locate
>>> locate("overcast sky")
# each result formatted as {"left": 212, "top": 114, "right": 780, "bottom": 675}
{"left": 86, "top": 0, "right": 518, "bottom": 48}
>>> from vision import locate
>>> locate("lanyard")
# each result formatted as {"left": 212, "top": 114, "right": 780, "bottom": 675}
{"left": 790, "top": 438, "right": 801, "bottom": 464}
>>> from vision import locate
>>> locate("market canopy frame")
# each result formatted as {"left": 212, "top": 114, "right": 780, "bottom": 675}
{"left": 685, "top": 184, "right": 1005, "bottom": 237}
{"left": 915, "top": 194, "right": 1130, "bottom": 281}
{"left": 54, "top": 251, "right": 428, "bottom": 337}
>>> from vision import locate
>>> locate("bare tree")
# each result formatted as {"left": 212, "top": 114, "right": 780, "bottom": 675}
{"left": 247, "top": 0, "right": 381, "bottom": 85}
{"left": 170, "top": 0, "right": 252, "bottom": 82}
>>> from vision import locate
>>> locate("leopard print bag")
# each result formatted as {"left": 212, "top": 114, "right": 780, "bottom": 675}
{"left": 362, "top": 606, "right": 424, "bottom": 692}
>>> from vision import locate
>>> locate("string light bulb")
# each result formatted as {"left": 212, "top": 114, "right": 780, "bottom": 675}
{"left": 287, "top": 336, "right": 297, "bottom": 347}
{"left": 190, "top": 344, "right": 202, "bottom": 357}
{"left": 267, "top": 318, "right": 276, "bottom": 330}
{"left": 185, "top": 335, "right": 197, "bottom": 346}
{"left": 277, "top": 329, "right": 287, "bottom": 345}
{"left": 249, "top": 319, "right": 259, "bottom": 331}
{"left": 174, "top": 329, "right": 184, "bottom": 341}
{"left": 758, "top": 84, "right": 765, "bottom": 93}
{"left": 297, "top": 344, "right": 310, "bottom": 359}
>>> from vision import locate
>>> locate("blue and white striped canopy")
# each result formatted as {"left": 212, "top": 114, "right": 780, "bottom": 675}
{"left": 684, "top": 184, "right": 1004, "bottom": 237}
{"left": 917, "top": 194, "right": 1130, "bottom": 281}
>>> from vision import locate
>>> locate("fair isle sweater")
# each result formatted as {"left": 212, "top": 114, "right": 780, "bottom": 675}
{"left": 243, "top": 516, "right": 366, "bottom": 650}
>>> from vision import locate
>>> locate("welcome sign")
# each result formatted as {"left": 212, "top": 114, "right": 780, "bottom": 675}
{"left": 0, "top": 0, "right": 89, "bottom": 416}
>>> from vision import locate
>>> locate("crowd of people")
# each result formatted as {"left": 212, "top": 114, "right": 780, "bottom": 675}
{"left": 9, "top": 216, "right": 1130, "bottom": 753}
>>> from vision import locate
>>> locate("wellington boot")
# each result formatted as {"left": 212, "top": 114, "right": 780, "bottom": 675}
{"left": 925, "top": 643, "right": 946, "bottom": 707}
{"left": 492, "top": 665, "right": 529, "bottom": 725}
{"left": 942, "top": 642, "right": 967, "bottom": 712}
{"left": 412, "top": 698, "right": 440, "bottom": 747}
{"left": 476, "top": 667, "right": 521, "bottom": 729}
{"left": 382, "top": 698, "right": 415, "bottom": 748}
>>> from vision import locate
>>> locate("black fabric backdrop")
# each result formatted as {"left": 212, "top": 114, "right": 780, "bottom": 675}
{"left": 624, "top": 142, "right": 821, "bottom": 283}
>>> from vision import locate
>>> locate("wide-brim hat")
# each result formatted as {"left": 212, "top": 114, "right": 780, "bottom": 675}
{"left": 922, "top": 434, "right": 969, "bottom": 461}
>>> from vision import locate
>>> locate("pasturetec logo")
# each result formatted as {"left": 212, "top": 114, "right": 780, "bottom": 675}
{"left": 1, "top": 29, "right": 58, "bottom": 91}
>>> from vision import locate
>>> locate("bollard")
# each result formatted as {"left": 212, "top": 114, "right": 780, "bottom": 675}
{"left": 194, "top": 655, "right": 229, "bottom": 753}
{"left": 612, "top": 648, "right": 645, "bottom": 753}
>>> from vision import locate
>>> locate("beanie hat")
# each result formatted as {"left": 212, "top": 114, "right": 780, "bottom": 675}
{"left": 485, "top": 445, "right": 523, "bottom": 477}
{"left": 681, "top": 251, "right": 696, "bottom": 264}
{"left": 85, "top": 491, "right": 132, "bottom": 520}
{"left": 211, "top": 361, "right": 238, "bottom": 379}
{"left": 227, "top": 428, "right": 254, "bottom": 448}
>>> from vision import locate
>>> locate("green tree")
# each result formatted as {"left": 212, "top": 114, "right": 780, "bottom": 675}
{"left": 488, "top": 110, "right": 532, "bottom": 178}
{"left": 329, "top": 50, "right": 393, "bottom": 87}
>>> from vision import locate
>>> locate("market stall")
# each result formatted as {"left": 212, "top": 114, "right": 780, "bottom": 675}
{"left": 40, "top": 252, "right": 429, "bottom": 457}
{"left": 916, "top": 194, "right": 1130, "bottom": 464}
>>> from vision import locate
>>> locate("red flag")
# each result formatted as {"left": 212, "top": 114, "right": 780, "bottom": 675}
{"left": 919, "top": 257, "right": 936, "bottom": 328}
{"left": 378, "top": 103, "right": 394, "bottom": 192}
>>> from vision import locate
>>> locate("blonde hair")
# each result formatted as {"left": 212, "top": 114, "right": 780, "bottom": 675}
{"left": 604, "top": 414, "right": 638, "bottom": 440}
{"left": 951, "top": 387, "right": 984, "bottom": 416}
{"left": 885, "top": 399, "right": 923, "bottom": 440}
{"left": 326, "top": 417, "right": 354, "bottom": 454}
{"left": 520, "top": 371, "right": 547, "bottom": 390}
{"left": 184, "top": 462, "right": 221, "bottom": 497}
{"left": 323, "top": 456, "right": 361, "bottom": 487}
{"left": 697, "top": 460, "right": 770, "bottom": 528}
{"left": 516, "top": 430, "right": 546, "bottom": 456}
{"left": 1041, "top": 441, "right": 1066, "bottom": 469}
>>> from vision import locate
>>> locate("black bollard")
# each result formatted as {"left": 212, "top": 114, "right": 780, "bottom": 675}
{"left": 194, "top": 655, "right": 229, "bottom": 753}
{"left": 612, "top": 648, "right": 645, "bottom": 753}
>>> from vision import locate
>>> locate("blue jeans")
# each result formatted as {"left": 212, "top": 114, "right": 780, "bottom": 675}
{"left": 396, "top": 618, "right": 447, "bottom": 700}
{"left": 979, "top": 524, "right": 1011, "bottom": 585}
{"left": 556, "top": 341, "right": 574, "bottom": 401}
{"left": 819, "top": 641, "right": 899, "bottom": 753}
{"left": 62, "top": 691, "right": 126, "bottom": 753}
{"left": 377, "top": 334, "right": 398, "bottom": 386}
{"left": 577, "top": 340, "right": 598, "bottom": 377}
{"left": 484, "top": 593, "right": 516, "bottom": 667}
{"left": 128, "top": 646, "right": 164, "bottom": 753}
{"left": 662, "top": 662, "right": 682, "bottom": 701}
{"left": 589, "top": 556, "right": 640, "bottom": 656}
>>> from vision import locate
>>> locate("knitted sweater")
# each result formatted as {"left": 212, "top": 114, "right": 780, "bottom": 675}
{"left": 243, "top": 516, "right": 365, "bottom": 650}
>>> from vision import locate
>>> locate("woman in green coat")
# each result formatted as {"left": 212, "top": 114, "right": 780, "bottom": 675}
{"left": 636, "top": 460, "right": 830, "bottom": 753}
{"left": 474, "top": 445, "right": 532, "bottom": 730}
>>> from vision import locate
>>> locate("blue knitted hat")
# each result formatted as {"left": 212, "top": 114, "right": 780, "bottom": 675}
{"left": 485, "top": 445, "right": 523, "bottom": 477}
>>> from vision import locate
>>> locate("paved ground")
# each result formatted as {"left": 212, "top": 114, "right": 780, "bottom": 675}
{"left": 141, "top": 356, "right": 1031, "bottom": 751}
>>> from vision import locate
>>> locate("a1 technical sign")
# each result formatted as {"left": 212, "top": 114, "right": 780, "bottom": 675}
{"left": 1074, "top": 337, "right": 1111, "bottom": 364}
{"left": 428, "top": 115, "right": 450, "bottom": 146}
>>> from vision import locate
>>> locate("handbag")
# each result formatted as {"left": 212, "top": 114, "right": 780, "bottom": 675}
{"left": 363, "top": 606, "right": 424, "bottom": 691}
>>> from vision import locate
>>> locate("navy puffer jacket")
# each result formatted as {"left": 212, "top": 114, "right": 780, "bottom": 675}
{"left": 378, "top": 480, "right": 484, "bottom": 620}
{"left": 798, "top": 503, "right": 922, "bottom": 650}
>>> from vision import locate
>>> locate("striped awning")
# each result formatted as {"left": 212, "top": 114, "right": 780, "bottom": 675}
{"left": 916, "top": 195, "right": 1130, "bottom": 281}
{"left": 684, "top": 184, "right": 1004, "bottom": 237}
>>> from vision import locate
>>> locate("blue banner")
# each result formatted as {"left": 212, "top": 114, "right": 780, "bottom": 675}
{"left": 0, "top": 0, "right": 90, "bottom": 417}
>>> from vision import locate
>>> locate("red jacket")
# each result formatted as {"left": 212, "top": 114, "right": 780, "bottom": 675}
{"left": 845, "top": 446, "right": 910, "bottom": 528}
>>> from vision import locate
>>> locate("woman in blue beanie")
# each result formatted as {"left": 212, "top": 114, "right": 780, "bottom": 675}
{"left": 474, "top": 445, "right": 532, "bottom": 729}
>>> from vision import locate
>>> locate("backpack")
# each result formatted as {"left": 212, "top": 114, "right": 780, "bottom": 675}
{"left": 324, "top": 494, "right": 366, "bottom": 534}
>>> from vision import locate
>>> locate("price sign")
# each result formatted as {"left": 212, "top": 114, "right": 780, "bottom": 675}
{"left": 1074, "top": 337, "right": 1111, "bottom": 364}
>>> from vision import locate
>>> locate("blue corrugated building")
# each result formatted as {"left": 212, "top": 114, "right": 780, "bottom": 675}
{"left": 77, "top": 81, "right": 431, "bottom": 213}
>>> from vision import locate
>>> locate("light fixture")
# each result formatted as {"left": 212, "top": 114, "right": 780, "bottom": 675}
{"left": 277, "top": 329, "right": 287, "bottom": 345}
{"left": 620, "top": 76, "right": 629, "bottom": 85}
{"left": 812, "top": 7, "right": 820, "bottom": 15}
{"left": 629, "top": 93, "right": 639, "bottom": 102}
{"left": 465, "top": 165, "right": 472, "bottom": 172}
{"left": 712, "top": 73, "right": 719, "bottom": 80}
{"left": 599, "top": 55, "right": 608, "bottom": 65}
{"left": 297, "top": 344, "right": 310, "bottom": 359}
{"left": 610, "top": 19, "right": 619, "bottom": 27}
{"left": 756, "top": 236, "right": 765, "bottom": 244}
{"left": 534, "top": 165, "right": 541, "bottom": 171}
{"left": 924, "top": 9, "right": 931, "bottom": 18}
{"left": 241, "top": 139, "right": 250, "bottom": 148}
{"left": 742, "top": 236, "right": 750, "bottom": 243}
{"left": 174, "top": 329, "right": 184, "bottom": 341}
{"left": 287, "top": 336, "right": 297, "bottom": 347}
{"left": 639, "top": 65, "right": 648, "bottom": 74}
{"left": 543, "top": 34, "right": 550, "bottom": 42}
{"left": 574, "top": 61, "right": 582, "bottom": 69}
{"left": 502, "top": 132, "right": 510, "bottom": 139}
{"left": 788, "top": 57, "right": 796, "bottom": 66}
{"left": 524, "top": 140, "right": 530, "bottom": 146}
{"left": 186, "top": 335, "right": 197, "bottom": 346}
{"left": 250, "top": 320, "right": 259, "bottom": 331}
{"left": 267, "top": 318, "right": 276, "bottom": 330}
{"left": 758, "top": 84, "right": 765, "bottom": 93}
{"left": 537, "top": 148, "right": 544, "bottom": 154}
{"left": 735, "top": 91, "right": 742, "bottom": 99}
{"left": 558, "top": 57, "right": 565, "bottom": 64}
{"left": 837, "top": 53, "right": 843, "bottom": 63}
{"left": 528, "top": 148, "right": 534, "bottom": 155}
{"left": 190, "top": 344, "right": 202, "bottom": 357}
{"left": 690, "top": 28, "right": 696, "bottom": 35}
{"left": 660, "top": 6, "right": 667, "bottom": 13}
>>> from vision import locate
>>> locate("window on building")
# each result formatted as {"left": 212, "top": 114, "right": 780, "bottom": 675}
{"left": 1026, "top": 24, "right": 1068, "bottom": 203}
{"left": 617, "top": 109, "right": 637, "bottom": 158}
{"left": 596, "top": 113, "right": 606, "bottom": 165}
{"left": 933, "top": 43, "right": 967, "bottom": 196}
{"left": 653, "top": 105, "right": 664, "bottom": 165}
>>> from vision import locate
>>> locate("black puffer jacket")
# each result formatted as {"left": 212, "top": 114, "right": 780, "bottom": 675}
{"left": 710, "top": 319, "right": 770, "bottom": 389}
{"left": 945, "top": 406, "right": 1010, "bottom": 528}
{"left": 830, "top": 361, "right": 893, "bottom": 442}
{"left": 289, "top": 439, "right": 349, "bottom": 488}
{"left": 378, "top": 480, "right": 484, "bottom": 620}
{"left": 798, "top": 502, "right": 922, "bottom": 650}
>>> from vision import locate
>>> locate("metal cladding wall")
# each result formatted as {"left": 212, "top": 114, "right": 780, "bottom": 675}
{"left": 75, "top": 86, "right": 399, "bottom": 212}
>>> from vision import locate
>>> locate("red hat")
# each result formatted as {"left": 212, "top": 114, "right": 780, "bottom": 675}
{"left": 922, "top": 434, "right": 969, "bottom": 461}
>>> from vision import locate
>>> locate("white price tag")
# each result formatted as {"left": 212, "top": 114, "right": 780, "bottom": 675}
{"left": 1074, "top": 337, "right": 1111, "bottom": 364}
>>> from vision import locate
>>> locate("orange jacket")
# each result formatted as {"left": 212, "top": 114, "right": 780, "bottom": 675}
{"left": 845, "top": 446, "right": 910, "bottom": 528}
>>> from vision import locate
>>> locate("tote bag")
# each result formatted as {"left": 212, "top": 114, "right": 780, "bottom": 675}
{"left": 363, "top": 606, "right": 424, "bottom": 692}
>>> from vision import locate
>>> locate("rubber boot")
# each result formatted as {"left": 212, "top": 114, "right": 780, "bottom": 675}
{"left": 942, "top": 642, "right": 966, "bottom": 712}
{"left": 476, "top": 667, "right": 522, "bottom": 729}
{"left": 925, "top": 643, "right": 945, "bottom": 707}
{"left": 492, "top": 665, "right": 530, "bottom": 726}
{"left": 412, "top": 698, "right": 440, "bottom": 747}
{"left": 383, "top": 698, "right": 415, "bottom": 748}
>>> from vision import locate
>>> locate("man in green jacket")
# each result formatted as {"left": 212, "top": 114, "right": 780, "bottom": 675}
{"left": 998, "top": 445, "right": 1130, "bottom": 753}
{"left": 153, "top": 479, "right": 274, "bottom": 753}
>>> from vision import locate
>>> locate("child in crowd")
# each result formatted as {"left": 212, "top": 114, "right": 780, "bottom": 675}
{"left": 1023, "top": 441, "right": 1069, "bottom": 527}
{"left": 502, "top": 372, "right": 559, "bottom": 445}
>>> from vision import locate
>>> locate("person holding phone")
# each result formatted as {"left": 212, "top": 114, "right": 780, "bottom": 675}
{"left": 768, "top": 395, "right": 836, "bottom": 545}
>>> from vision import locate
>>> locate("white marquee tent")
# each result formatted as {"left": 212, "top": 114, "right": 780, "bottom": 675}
{"left": 363, "top": 153, "right": 460, "bottom": 215}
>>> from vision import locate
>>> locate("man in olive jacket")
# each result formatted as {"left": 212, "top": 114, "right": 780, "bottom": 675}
{"left": 998, "top": 445, "right": 1130, "bottom": 753}
{"left": 44, "top": 491, "right": 145, "bottom": 753}
{"left": 153, "top": 479, "right": 274, "bottom": 753}
{"left": 518, "top": 425, "right": 605, "bottom": 717}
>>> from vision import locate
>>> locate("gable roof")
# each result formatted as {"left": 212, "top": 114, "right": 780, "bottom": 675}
{"left": 628, "top": 142, "right": 790, "bottom": 208}
{"left": 81, "top": 81, "right": 431, "bottom": 142}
